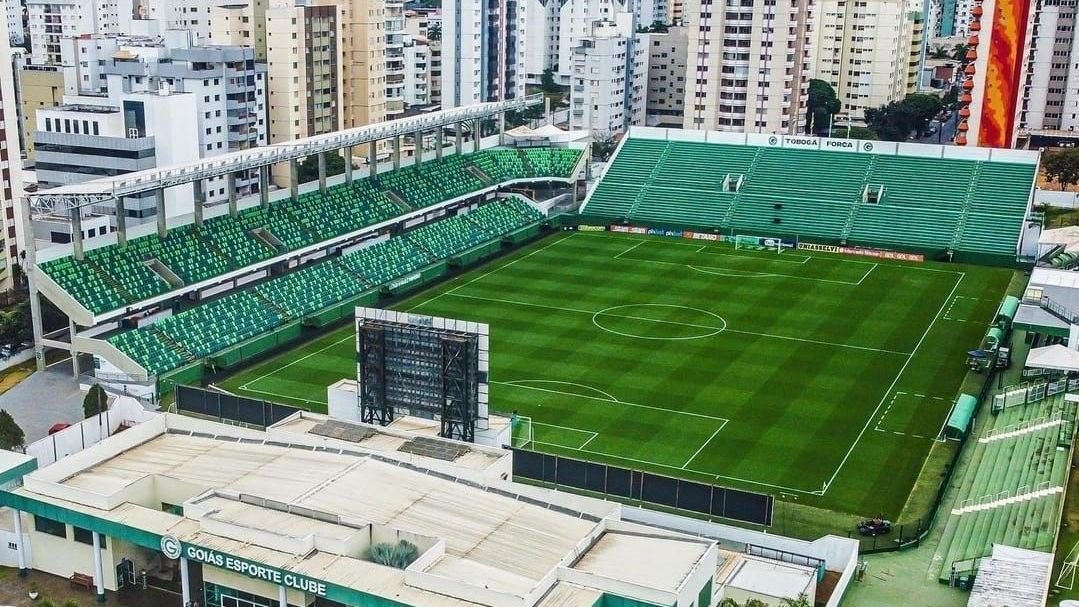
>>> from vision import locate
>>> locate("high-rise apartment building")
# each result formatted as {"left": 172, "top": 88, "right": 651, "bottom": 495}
{"left": 17, "top": 65, "right": 64, "bottom": 159}
{"left": 405, "top": 9, "right": 441, "bottom": 106}
{"left": 386, "top": 0, "right": 406, "bottom": 118}
{"left": 813, "top": 0, "right": 924, "bottom": 123}
{"left": 441, "top": 0, "right": 526, "bottom": 108}
{"left": 0, "top": 31, "right": 26, "bottom": 288}
{"left": 6, "top": 0, "right": 22, "bottom": 45}
{"left": 569, "top": 17, "right": 647, "bottom": 134}
{"left": 1018, "top": 0, "right": 1079, "bottom": 133}
{"left": 645, "top": 25, "right": 687, "bottom": 126}
{"left": 33, "top": 32, "right": 266, "bottom": 223}
{"left": 26, "top": 0, "right": 217, "bottom": 67}
{"left": 683, "top": 0, "right": 814, "bottom": 133}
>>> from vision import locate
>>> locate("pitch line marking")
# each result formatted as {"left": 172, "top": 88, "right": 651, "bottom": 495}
{"left": 505, "top": 379, "right": 619, "bottom": 402}
{"left": 405, "top": 232, "right": 577, "bottom": 312}
{"left": 236, "top": 386, "right": 328, "bottom": 406}
{"left": 238, "top": 333, "right": 354, "bottom": 391}
{"left": 822, "top": 271, "right": 966, "bottom": 493}
{"left": 682, "top": 420, "right": 729, "bottom": 469}
{"left": 497, "top": 379, "right": 730, "bottom": 423}
{"left": 531, "top": 421, "right": 599, "bottom": 450}
{"left": 585, "top": 231, "right": 962, "bottom": 273}
{"left": 592, "top": 304, "right": 728, "bottom": 341}
{"left": 614, "top": 240, "right": 647, "bottom": 259}
{"left": 448, "top": 292, "right": 910, "bottom": 355}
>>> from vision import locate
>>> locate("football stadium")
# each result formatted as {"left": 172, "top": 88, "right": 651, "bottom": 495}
{"left": 16, "top": 96, "right": 1074, "bottom": 603}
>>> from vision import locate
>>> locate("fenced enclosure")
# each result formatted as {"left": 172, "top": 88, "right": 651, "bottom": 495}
{"left": 175, "top": 385, "right": 301, "bottom": 429}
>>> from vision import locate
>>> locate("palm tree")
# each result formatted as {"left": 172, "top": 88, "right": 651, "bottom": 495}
{"left": 427, "top": 22, "right": 441, "bottom": 41}
{"left": 929, "top": 45, "right": 948, "bottom": 59}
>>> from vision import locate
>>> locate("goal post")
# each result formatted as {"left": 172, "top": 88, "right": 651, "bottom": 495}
{"left": 733, "top": 234, "right": 784, "bottom": 253}
{"left": 510, "top": 414, "right": 534, "bottom": 449}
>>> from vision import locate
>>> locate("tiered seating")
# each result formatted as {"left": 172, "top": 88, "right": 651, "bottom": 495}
{"left": 465, "top": 199, "right": 542, "bottom": 236}
{"left": 108, "top": 328, "right": 189, "bottom": 376}
{"left": 339, "top": 237, "right": 430, "bottom": 285}
{"left": 933, "top": 394, "right": 1075, "bottom": 581}
{"left": 654, "top": 142, "right": 757, "bottom": 190}
{"left": 43, "top": 147, "right": 582, "bottom": 316}
{"left": 733, "top": 193, "right": 854, "bottom": 239}
{"left": 582, "top": 137, "right": 1035, "bottom": 257}
{"left": 866, "top": 156, "right": 975, "bottom": 208}
{"left": 84, "top": 240, "right": 171, "bottom": 301}
{"left": 39, "top": 257, "right": 127, "bottom": 314}
{"left": 523, "top": 148, "right": 581, "bottom": 177}
{"left": 292, "top": 184, "right": 399, "bottom": 241}
{"left": 743, "top": 148, "right": 870, "bottom": 201}
{"left": 152, "top": 225, "right": 231, "bottom": 284}
{"left": 632, "top": 187, "right": 732, "bottom": 228}
{"left": 111, "top": 199, "right": 546, "bottom": 374}
{"left": 408, "top": 214, "right": 494, "bottom": 258}
{"left": 254, "top": 260, "right": 368, "bottom": 319}
{"left": 198, "top": 216, "right": 274, "bottom": 268}
{"left": 848, "top": 205, "right": 957, "bottom": 249}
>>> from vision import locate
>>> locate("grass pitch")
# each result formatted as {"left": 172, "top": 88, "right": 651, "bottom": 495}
{"left": 219, "top": 231, "right": 1014, "bottom": 517}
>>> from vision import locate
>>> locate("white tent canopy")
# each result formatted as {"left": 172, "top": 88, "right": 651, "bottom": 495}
{"left": 504, "top": 124, "right": 590, "bottom": 143}
{"left": 1040, "top": 226, "right": 1079, "bottom": 251}
{"left": 1026, "top": 344, "right": 1079, "bottom": 372}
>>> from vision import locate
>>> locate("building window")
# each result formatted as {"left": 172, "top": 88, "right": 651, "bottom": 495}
{"left": 73, "top": 527, "right": 106, "bottom": 548}
{"left": 34, "top": 515, "right": 66, "bottom": 538}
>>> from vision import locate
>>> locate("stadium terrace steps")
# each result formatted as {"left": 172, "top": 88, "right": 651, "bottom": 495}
{"left": 932, "top": 394, "right": 1075, "bottom": 581}
{"left": 584, "top": 138, "right": 1034, "bottom": 257}
{"left": 42, "top": 148, "right": 581, "bottom": 315}
{"left": 108, "top": 199, "right": 545, "bottom": 375}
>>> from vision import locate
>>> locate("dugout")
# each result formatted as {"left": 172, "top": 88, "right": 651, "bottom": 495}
{"left": 996, "top": 296, "right": 1020, "bottom": 330}
{"left": 945, "top": 394, "right": 978, "bottom": 439}
{"left": 982, "top": 327, "right": 1005, "bottom": 352}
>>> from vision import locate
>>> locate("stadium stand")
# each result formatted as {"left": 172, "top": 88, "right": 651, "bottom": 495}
{"left": 107, "top": 199, "right": 545, "bottom": 375}
{"left": 582, "top": 138, "right": 1035, "bottom": 259}
{"left": 40, "top": 148, "right": 581, "bottom": 315}
{"left": 933, "top": 393, "right": 1076, "bottom": 582}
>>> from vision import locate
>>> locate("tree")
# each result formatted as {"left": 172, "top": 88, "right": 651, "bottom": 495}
{"left": 540, "top": 68, "right": 559, "bottom": 93}
{"left": 951, "top": 43, "right": 970, "bottom": 63}
{"left": 1043, "top": 148, "right": 1079, "bottom": 190}
{"left": 806, "top": 79, "right": 841, "bottom": 135}
{"left": 903, "top": 93, "right": 945, "bottom": 135}
{"left": 591, "top": 130, "right": 617, "bottom": 161}
{"left": 0, "top": 301, "right": 33, "bottom": 352}
{"left": 842, "top": 126, "right": 878, "bottom": 140}
{"left": 83, "top": 384, "right": 107, "bottom": 419}
{"left": 426, "top": 22, "right": 441, "bottom": 41}
{"left": 929, "top": 45, "right": 949, "bottom": 59}
{"left": 780, "top": 595, "right": 812, "bottom": 607}
{"left": 637, "top": 21, "right": 670, "bottom": 33}
{"left": 0, "top": 409, "right": 25, "bottom": 451}
{"left": 296, "top": 152, "right": 346, "bottom": 184}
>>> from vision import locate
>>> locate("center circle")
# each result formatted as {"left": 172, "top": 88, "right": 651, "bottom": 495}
{"left": 591, "top": 304, "right": 727, "bottom": 341}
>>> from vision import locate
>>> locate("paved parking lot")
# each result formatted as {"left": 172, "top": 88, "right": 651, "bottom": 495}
{"left": 0, "top": 357, "right": 88, "bottom": 445}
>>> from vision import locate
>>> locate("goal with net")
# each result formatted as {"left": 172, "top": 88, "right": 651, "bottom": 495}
{"left": 510, "top": 414, "right": 534, "bottom": 449}
{"left": 733, "top": 235, "right": 785, "bottom": 253}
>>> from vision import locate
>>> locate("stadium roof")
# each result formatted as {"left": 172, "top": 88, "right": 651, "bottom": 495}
{"left": 12, "top": 413, "right": 720, "bottom": 607}
{"left": 28, "top": 94, "right": 544, "bottom": 214}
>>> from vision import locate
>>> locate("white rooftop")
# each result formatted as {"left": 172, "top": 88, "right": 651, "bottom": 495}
{"left": 967, "top": 545, "right": 1052, "bottom": 607}
{"left": 13, "top": 413, "right": 718, "bottom": 607}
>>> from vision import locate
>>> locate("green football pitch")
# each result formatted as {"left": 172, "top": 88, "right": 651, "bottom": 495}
{"left": 218, "top": 231, "right": 1014, "bottom": 517}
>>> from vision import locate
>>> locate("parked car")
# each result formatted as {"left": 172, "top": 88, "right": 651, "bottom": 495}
{"left": 47, "top": 423, "right": 71, "bottom": 435}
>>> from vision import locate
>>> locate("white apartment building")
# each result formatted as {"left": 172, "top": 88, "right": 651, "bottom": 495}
{"left": 34, "top": 94, "right": 199, "bottom": 227}
{"left": 403, "top": 35, "right": 430, "bottom": 106}
{"left": 813, "top": 0, "right": 925, "bottom": 122}
{"left": 683, "top": 0, "right": 814, "bottom": 134}
{"left": 570, "top": 16, "right": 647, "bottom": 135}
{"left": 33, "top": 33, "right": 266, "bottom": 224}
{"left": 6, "top": 0, "right": 22, "bottom": 45}
{"left": 0, "top": 33, "right": 26, "bottom": 288}
{"left": 26, "top": 0, "right": 216, "bottom": 67}
{"left": 441, "top": 0, "right": 526, "bottom": 108}
{"left": 386, "top": 0, "right": 406, "bottom": 118}
{"left": 1019, "top": 0, "right": 1079, "bottom": 133}
{"left": 645, "top": 25, "right": 687, "bottom": 126}
{"left": 405, "top": 9, "right": 441, "bottom": 106}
